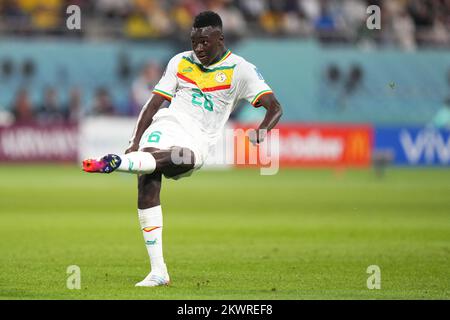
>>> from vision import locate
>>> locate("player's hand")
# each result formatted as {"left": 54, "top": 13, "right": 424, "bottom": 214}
{"left": 125, "top": 141, "right": 139, "bottom": 154}
{"left": 248, "top": 129, "right": 267, "bottom": 146}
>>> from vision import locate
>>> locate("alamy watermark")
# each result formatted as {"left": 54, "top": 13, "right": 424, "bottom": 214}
{"left": 66, "top": 265, "right": 81, "bottom": 289}
{"left": 66, "top": 5, "right": 81, "bottom": 30}
{"left": 366, "top": 265, "right": 381, "bottom": 289}
{"left": 66, "top": 4, "right": 381, "bottom": 32}
{"left": 170, "top": 128, "right": 280, "bottom": 176}
{"left": 366, "top": 5, "right": 381, "bottom": 30}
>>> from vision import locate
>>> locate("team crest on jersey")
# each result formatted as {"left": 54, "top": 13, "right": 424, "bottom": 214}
{"left": 215, "top": 71, "right": 227, "bottom": 83}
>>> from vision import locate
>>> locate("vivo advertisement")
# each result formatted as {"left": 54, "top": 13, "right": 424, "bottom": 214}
{"left": 375, "top": 127, "right": 450, "bottom": 166}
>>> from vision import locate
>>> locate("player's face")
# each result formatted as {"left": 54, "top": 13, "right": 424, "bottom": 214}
{"left": 191, "top": 26, "right": 223, "bottom": 66}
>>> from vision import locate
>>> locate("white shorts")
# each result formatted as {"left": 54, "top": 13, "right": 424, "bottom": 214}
{"left": 139, "top": 113, "right": 208, "bottom": 180}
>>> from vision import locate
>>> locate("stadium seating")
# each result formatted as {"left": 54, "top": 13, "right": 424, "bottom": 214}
{"left": 0, "top": 39, "right": 448, "bottom": 124}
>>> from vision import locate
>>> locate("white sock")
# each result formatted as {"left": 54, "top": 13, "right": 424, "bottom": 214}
{"left": 138, "top": 206, "right": 167, "bottom": 274}
{"left": 117, "top": 151, "right": 156, "bottom": 174}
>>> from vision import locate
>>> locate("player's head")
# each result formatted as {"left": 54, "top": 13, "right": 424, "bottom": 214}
{"left": 191, "top": 11, "right": 225, "bottom": 67}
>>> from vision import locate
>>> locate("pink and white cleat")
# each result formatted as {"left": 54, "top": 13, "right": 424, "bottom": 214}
{"left": 82, "top": 154, "right": 122, "bottom": 173}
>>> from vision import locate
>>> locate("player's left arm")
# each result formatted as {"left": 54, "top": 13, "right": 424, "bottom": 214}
{"left": 238, "top": 61, "right": 283, "bottom": 145}
{"left": 250, "top": 93, "right": 283, "bottom": 144}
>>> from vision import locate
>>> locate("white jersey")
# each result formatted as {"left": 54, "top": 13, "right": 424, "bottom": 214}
{"left": 151, "top": 50, "right": 273, "bottom": 147}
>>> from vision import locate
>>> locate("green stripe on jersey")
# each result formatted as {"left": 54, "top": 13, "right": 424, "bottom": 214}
{"left": 153, "top": 89, "right": 173, "bottom": 98}
{"left": 251, "top": 90, "right": 272, "bottom": 105}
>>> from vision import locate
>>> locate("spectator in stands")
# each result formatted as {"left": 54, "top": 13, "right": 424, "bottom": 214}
{"left": 342, "top": 0, "right": 367, "bottom": 32}
{"left": 117, "top": 51, "right": 132, "bottom": 82}
{"left": 130, "top": 61, "right": 162, "bottom": 116}
{"left": 1, "top": 0, "right": 449, "bottom": 48}
{"left": 0, "top": 107, "right": 14, "bottom": 126}
{"left": 448, "top": 68, "right": 450, "bottom": 87}
{"left": 22, "top": 58, "right": 36, "bottom": 80}
{"left": 96, "top": 0, "right": 131, "bottom": 20}
{"left": 11, "top": 88, "right": 34, "bottom": 124}
{"left": 432, "top": 98, "right": 450, "bottom": 129}
{"left": 1, "top": 58, "right": 14, "bottom": 79}
{"left": 65, "top": 87, "right": 85, "bottom": 123}
{"left": 384, "top": 1, "right": 416, "bottom": 50}
{"left": 90, "top": 87, "right": 116, "bottom": 116}
{"left": 30, "top": 0, "right": 63, "bottom": 35}
{"left": 172, "top": 0, "right": 206, "bottom": 35}
{"left": 0, "top": 0, "right": 31, "bottom": 35}
{"left": 314, "top": 0, "right": 340, "bottom": 42}
{"left": 36, "top": 87, "right": 65, "bottom": 124}
{"left": 427, "top": 11, "right": 450, "bottom": 47}
{"left": 205, "top": 0, "right": 247, "bottom": 39}
{"left": 345, "top": 64, "right": 364, "bottom": 96}
{"left": 125, "top": 0, "right": 172, "bottom": 39}
{"left": 237, "top": 0, "right": 266, "bottom": 23}
{"left": 281, "top": 0, "right": 312, "bottom": 36}
{"left": 338, "top": 64, "right": 364, "bottom": 110}
{"left": 323, "top": 63, "right": 342, "bottom": 108}
{"left": 327, "top": 64, "right": 341, "bottom": 84}
{"left": 408, "top": 0, "right": 435, "bottom": 46}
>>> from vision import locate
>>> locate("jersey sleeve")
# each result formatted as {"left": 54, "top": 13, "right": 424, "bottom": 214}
{"left": 152, "top": 54, "right": 180, "bottom": 101}
{"left": 237, "top": 61, "right": 273, "bottom": 107}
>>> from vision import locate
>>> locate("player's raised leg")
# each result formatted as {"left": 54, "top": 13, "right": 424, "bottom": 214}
{"left": 82, "top": 151, "right": 157, "bottom": 174}
{"left": 82, "top": 147, "right": 195, "bottom": 177}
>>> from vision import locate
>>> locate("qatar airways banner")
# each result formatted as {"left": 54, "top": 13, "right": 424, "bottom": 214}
{"left": 0, "top": 124, "right": 78, "bottom": 162}
{"left": 234, "top": 124, "right": 374, "bottom": 167}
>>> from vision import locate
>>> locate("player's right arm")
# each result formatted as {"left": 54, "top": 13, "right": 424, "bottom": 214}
{"left": 125, "top": 95, "right": 166, "bottom": 154}
{"left": 125, "top": 54, "right": 181, "bottom": 154}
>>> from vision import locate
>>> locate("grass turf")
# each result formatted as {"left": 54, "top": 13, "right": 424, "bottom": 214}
{"left": 0, "top": 165, "right": 449, "bottom": 299}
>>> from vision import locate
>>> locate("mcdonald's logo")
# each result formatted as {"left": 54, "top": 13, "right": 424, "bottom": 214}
{"left": 346, "top": 131, "right": 371, "bottom": 162}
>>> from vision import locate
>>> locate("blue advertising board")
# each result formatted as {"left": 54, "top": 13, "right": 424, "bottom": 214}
{"left": 375, "top": 127, "right": 450, "bottom": 166}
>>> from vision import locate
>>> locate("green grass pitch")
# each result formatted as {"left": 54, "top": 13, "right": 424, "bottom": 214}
{"left": 0, "top": 165, "right": 449, "bottom": 299}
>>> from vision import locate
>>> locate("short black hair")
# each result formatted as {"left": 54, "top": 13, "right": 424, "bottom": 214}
{"left": 193, "top": 11, "right": 222, "bottom": 29}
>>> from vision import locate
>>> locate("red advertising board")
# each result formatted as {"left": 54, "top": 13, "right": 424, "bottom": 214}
{"left": 0, "top": 122, "right": 373, "bottom": 167}
{"left": 0, "top": 124, "right": 78, "bottom": 162}
{"left": 234, "top": 123, "right": 373, "bottom": 167}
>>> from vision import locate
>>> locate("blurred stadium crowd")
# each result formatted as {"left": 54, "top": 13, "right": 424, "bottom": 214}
{"left": 2, "top": 62, "right": 164, "bottom": 125}
{"left": 0, "top": 0, "right": 450, "bottom": 126}
{"left": 1, "top": 0, "right": 449, "bottom": 47}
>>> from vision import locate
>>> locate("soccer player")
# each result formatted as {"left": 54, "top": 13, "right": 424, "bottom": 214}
{"left": 82, "top": 11, "right": 283, "bottom": 287}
